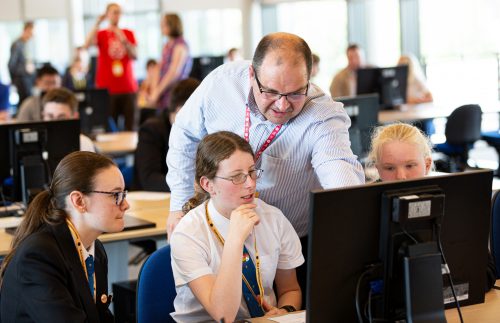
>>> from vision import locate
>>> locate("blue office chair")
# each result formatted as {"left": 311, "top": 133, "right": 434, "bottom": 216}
{"left": 434, "top": 104, "right": 482, "bottom": 172}
{"left": 491, "top": 190, "right": 500, "bottom": 279}
{"left": 136, "top": 244, "right": 176, "bottom": 323}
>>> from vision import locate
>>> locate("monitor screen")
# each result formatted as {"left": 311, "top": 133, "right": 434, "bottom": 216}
{"left": 189, "top": 56, "right": 225, "bottom": 81}
{"left": 336, "top": 93, "right": 379, "bottom": 158}
{"left": 307, "top": 170, "right": 492, "bottom": 322}
{"left": 0, "top": 119, "right": 80, "bottom": 204}
{"left": 74, "top": 89, "right": 111, "bottom": 137}
{"left": 356, "top": 65, "right": 408, "bottom": 109}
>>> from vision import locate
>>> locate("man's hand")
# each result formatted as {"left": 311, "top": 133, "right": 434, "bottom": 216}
{"left": 167, "top": 210, "right": 184, "bottom": 241}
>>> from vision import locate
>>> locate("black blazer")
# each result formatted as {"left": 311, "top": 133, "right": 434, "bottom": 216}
{"left": 133, "top": 110, "right": 171, "bottom": 192}
{"left": 0, "top": 222, "right": 114, "bottom": 323}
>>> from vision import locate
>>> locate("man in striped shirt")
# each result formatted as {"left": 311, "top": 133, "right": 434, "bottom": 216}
{"left": 166, "top": 32, "right": 365, "bottom": 299}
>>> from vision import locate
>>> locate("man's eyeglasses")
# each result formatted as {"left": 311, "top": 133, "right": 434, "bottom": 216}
{"left": 253, "top": 67, "right": 309, "bottom": 102}
{"left": 85, "top": 190, "right": 128, "bottom": 206}
{"left": 214, "top": 169, "right": 264, "bottom": 185}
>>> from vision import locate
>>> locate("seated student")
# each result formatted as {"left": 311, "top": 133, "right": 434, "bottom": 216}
{"left": 366, "top": 122, "right": 497, "bottom": 291}
{"left": 397, "top": 54, "right": 433, "bottom": 104}
{"left": 137, "top": 58, "right": 158, "bottom": 125}
{"left": 133, "top": 77, "right": 199, "bottom": 191}
{"left": 41, "top": 88, "right": 96, "bottom": 152}
{"left": 16, "top": 64, "right": 61, "bottom": 121}
{"left": 366, "top": 122, "right": 433, "bottom": 182}
{"left": 170, "top": 131, "right": 303, "bottom": 322}
{"left": 0, "top": 151, "right": 129, "bottom": 322}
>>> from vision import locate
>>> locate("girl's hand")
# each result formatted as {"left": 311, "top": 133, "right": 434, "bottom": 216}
{"left": 227, "top": 204, "right": 259, "bottom": 244}
{"left": 261, "top": 298, "right": 288, "bottom": 317}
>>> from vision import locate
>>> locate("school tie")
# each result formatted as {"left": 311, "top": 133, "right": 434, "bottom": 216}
{"left": 85, "top": 255, "right": 95, "bottom": 296}
{"left": 242, "top": 245, "right": 265, "bottom": 317}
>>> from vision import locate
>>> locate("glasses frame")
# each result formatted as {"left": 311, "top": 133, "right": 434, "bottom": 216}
{"left": 253, "top": 66, "right": 309, "bottom": 102}
{"left": 85, "top": 190, "right": 128, "bottom": 206}
{"left": 214, "top": 169, "right": 264, "bottom": 185}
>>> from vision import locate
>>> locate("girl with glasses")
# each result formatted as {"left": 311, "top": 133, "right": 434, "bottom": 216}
{"left": 0, "top": 151, "right": 129, "bottom": 322}
{"left": 170, "top": 131, "right": 303, "bottom": 322}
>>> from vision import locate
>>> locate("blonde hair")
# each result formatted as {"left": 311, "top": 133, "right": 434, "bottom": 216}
{"left": 366, "top": 123, "right": 434, "bottom": 171}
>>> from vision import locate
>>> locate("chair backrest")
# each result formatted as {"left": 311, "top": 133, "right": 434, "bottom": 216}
{"left": 491, "top": 191, "right": 500, "bottom": 278}
{"left": 445, "top": 104, "right": 482, "bottom": 145}
{"left": 136, "top": 244, "right": 176, "bottom": 323}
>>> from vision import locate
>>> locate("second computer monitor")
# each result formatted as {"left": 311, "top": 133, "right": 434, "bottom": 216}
{"left": 357, "top": 65, "right": 408, "bottom": 109}
{"left": 307, "top": 170, "right": 492, "bottom": 322}
{"left": 75, "top": 88, "right": 111, "bottom": 137}
{"left": 336, "top": 93, "right": 379, "bottom": 158}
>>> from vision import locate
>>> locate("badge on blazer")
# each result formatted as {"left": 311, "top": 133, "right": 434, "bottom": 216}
{"left": 101, "top": 294, "right": 108, "bottom": 304}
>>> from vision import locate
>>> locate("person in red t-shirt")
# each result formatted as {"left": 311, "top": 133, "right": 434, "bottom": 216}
{"left": 84, "top": 3, "right": 138, "bottom": 131}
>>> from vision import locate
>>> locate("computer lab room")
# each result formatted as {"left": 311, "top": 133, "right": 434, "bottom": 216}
{"left": 0, "top": 0, "right": 499, "bottom": 322}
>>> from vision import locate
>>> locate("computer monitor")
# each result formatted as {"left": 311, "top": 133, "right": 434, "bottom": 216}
{"left": 189, "top": 55, "right": 225, "bottom": 81}
{"left": 0, "top": 119, "right": 80, "bottom": 205}
{"left": 336, "top": 93, "right": 379, "bottom": 158}
{"left": 357, "top": 65, "right": 408, "bottom": 109}
{"left": 74, "top": 89, "right": 111, "bottom": 137}
{"left": 307, "top": 170, "right": 492, "bottom": 322}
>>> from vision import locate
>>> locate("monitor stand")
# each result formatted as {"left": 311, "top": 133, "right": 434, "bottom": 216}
{"left": 403, "top": 242, "right": 446, "bottom": 323}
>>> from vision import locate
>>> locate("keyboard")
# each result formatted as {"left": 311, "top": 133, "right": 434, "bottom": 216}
{"left": 0, "top": 205, "right": 25, "bottom": 218}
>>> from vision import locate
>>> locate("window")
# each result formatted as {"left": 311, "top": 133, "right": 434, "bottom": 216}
{"left": 420, "top": 0, "right": 500, "bottom": 104}
{"left": 269, "top": 0, "right": 348, "bottom": 93}
{"left": 181, "top": 9, "right": 243, "bottom": 57}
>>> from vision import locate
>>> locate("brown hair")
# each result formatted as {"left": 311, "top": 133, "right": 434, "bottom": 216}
{"left": 168, "top": 78, "right": 200, "bottom": 112}
{"left": 0, "top": 151, "right": 115, "bottom": 283}
{"left": 252, "top": 32, "right": 312, "bottom": 79}
{"left": 164, "top": 13, "right": 183, "bottom": 38}
{"left": 182, "top": 131, "right": 254, "bottom": 214}
{"left": 42, "top": 88, "right": 78, "bottom": 113}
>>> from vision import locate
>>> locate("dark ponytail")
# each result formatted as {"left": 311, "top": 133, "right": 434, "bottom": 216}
{"left": 0, "top": 151, "right": 115, "bottom": 284}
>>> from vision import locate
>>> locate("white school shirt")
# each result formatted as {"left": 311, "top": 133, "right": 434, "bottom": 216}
{"left": 170, "top": 198, "right": 304, "bottom": 323}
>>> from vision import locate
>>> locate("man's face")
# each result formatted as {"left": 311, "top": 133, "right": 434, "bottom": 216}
{"left": 107, "top": 5, "right": 122, "bottom": 26}
{"left": 36, "top": 74, "right": 61, "bottom": 92}
{"left": 42, "top": 102, "right": 74, "bottom": 121}
{"left": 347, "top": 48, "right": 363, "bottom": 70}
{"left": 250, "top": 52, "right": 309, "bottom": 125}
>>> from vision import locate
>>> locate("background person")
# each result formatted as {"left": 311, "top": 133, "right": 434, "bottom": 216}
{"left": 41, "top": 88, "right": 96, "bottom": 152}
{"left": 8, "top": 21, "right": 35, "bottom": 106}
{"left": 0, "top": 151, "right": 128, "bottom": 322}
{"left": 397, "top": 54, "right": 433, "bottom": 104}
{"left": 329, "top": 43, "right": 366, "bottom": 98}
{"left": 62, "top": 46, "right": 90, "bottom": 91}
{"left": 137, "top": 58, "right": 158, "bottom": 125}
{"left": 16, "top": 64, "right": 61, "bottom": 122}
{"left": 149, "top": 13, "right": 192, "bottom": 111}
{"left": 170, "top": 131, "right": 303, "bottom": 322}
{"left": 84, "top": 2, "right": 138, "bottom": 131}
{"left": 134, "top": 77, "right": 200, "bottom": 191}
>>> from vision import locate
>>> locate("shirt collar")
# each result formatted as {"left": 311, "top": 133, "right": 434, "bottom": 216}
{"left": 81, "top": 241, "right": 95, "bottom": 260}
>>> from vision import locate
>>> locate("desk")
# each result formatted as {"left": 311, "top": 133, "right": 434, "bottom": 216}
{"left": 379, "top": 101, "right": 500, "bottom": 124}
{"left": 93, "top": 131, "right": 138, "bottom": 157}
{"left": 250, "top": 284, "right": 500, "bottom": 322}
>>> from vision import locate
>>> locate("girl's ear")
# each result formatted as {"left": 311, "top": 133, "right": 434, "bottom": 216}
{"left": 69, "top": 190, "right": 87, "bottom": 213}
{"left": 424, "top": 157, "right": 432, "bottom": 175}
{"left": 199, "top": 176, "right": 214, "bottom": 195}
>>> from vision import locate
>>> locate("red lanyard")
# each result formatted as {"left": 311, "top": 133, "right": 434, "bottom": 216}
{"left": 244, "top": 105, "right": 282, "bottom": 161}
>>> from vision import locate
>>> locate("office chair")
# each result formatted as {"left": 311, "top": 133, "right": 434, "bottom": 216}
{"left": 491, "top": 190, "right": 500, "bottom": 279}
{"left": 136, "top": 244, "right": 176, "bottom": 323}
{"left": 434, "top": 104, "right": 482, "bottom": 172}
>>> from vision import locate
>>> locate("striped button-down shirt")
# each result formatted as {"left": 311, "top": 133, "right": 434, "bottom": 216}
{"left": 167, "top": 60, "right": 364, "bottom": 237}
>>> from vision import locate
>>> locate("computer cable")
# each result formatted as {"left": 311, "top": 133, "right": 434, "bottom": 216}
{"left": 436, "top": 223, "right": 464, "bottom": 323}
